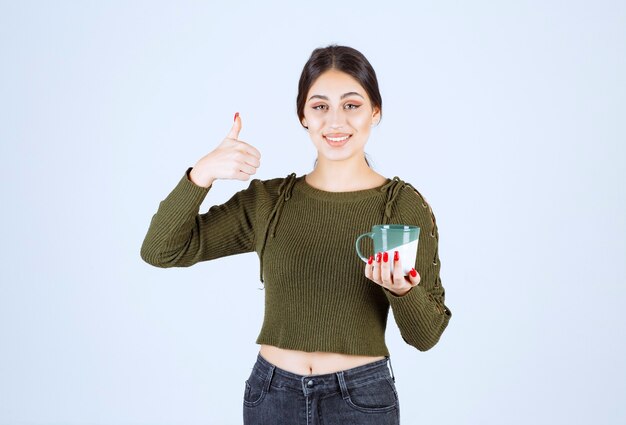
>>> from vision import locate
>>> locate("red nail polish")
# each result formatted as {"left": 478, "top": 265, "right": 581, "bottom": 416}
{"left": 383, "top": 252, "right": 389, "bottom": 263}
{"left": 394, "top": 251, "right": 399, "bottom": 261}
{"left": 234, "top": 112, "right": 239, "bottom": 122}
{"left": 368, "top": 256, "right": 373, "bottom": 265}
{"left": 410, "top": 268, "right": 417, "bottom": 277}
{"left": 376, "top": 252, "right": 382, "bottom": 263}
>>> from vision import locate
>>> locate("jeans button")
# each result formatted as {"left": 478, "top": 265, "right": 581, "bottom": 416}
{"left": 307, "top": 379, "right": 314, "bottom": 387}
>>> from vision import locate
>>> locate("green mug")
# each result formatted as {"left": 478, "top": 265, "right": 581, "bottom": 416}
{"left": 355, "top": 224, "right": 420, "bottom": 275}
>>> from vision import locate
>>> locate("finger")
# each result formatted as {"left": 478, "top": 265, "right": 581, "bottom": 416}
{"left": 238, "top": 162, "right": 258, "bottom": 176}
{"left": 364, "top": 256, "right": 374, "bottom": 280}
{"left": 408, "top": 268, "right": 421, "bottom": 286}
{"left": 239, "top": 140, "right": 261, "bottom": 160}
{"left": 392, "top": 251, "right": 405, "bottom": 284}
{"left": 372, "top": 252, "right": 382, "bottom": 283}
{"left": 229, "top": 150, "right": 259, "bottom": 172}
{"left": 244, "top": 155, "right": 261, "bottom": 169}
{"left": 227, "top": 112, "right": 242, "bottom": 140}
{"left": 240, "top": 148, "right": 261, "bottom": 167}
{"left": 231, "top": 148, "right": 260, "bottom": 169}
{"left": 233, "top": 170, "right": 252, "bottom": 181}
{"left": 380, "top": 251, "right": 392, "bottom": 286}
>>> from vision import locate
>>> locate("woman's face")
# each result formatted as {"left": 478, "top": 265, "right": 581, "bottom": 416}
{"left": 301, "top": 69, "right": 380, "bottom": 164}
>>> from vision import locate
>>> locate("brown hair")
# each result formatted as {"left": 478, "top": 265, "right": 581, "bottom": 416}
{"left": 296, "top": 44, "right": 383, "bottom": 130}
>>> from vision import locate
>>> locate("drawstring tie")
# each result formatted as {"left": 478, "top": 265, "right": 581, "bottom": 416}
{"left": 380, "top": 176, "right": 439, "bottom": 268}
{"left": 258, "top": 173, "right": 297, "bottom": 283}
{"left": 381, "top": 177, "right": 413, "bottom": 224}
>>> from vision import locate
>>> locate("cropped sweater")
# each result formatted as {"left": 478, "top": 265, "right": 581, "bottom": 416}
{"left": 141, "top": 168, "right": 452, "bottom": 356}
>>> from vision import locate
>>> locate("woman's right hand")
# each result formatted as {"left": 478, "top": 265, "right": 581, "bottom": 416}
{"left": 189, "top": 113, "right": 262, "bottom": 188}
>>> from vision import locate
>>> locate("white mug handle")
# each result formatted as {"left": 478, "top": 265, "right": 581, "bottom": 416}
{"left": 355, "top": 232, "right": 374, "bottom": 263}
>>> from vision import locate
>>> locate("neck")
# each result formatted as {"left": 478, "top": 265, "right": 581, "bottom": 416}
{"left": 306, "top": 156, "right": 381, "bottom": 192}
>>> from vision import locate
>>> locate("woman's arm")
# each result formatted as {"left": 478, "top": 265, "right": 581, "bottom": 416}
{"left": 384, "top": 187, "right": 452, "bottom": 351}
{"left": 141, "top": 113, "right": 264, "bottom": 268}
{"left": 140, "top": 168, "right": 260, "bottom": 268}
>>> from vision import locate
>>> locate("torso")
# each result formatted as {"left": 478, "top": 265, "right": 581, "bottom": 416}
{"left": 260, "top": 169, "right": 388, "bottom": 375}
{"left": 259, "top": 344, "right": 386, "bottom": 375}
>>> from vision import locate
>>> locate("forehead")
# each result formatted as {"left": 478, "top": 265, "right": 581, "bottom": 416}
{"left": 307, "top": 69, "right": 366, "bottom": 99}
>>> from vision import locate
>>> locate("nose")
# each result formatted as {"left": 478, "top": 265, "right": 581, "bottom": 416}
{"left": 329, "top": 108, "right": 347, "bottom": 129}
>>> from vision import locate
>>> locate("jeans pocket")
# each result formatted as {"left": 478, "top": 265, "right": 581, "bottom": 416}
{"left": 343, "top": 376, "right": 399, "bottom": 413}
{"left": 243, "top": 371, "right": 268, "bottom": 408}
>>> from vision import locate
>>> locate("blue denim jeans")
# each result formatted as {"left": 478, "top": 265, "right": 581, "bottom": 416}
{"left": 243, "top": 353, "right": 400, "bottom": 424}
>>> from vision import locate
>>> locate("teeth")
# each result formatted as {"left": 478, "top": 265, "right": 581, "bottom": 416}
{"left": 326, "top": 135, "right": 350, "bottom": 142}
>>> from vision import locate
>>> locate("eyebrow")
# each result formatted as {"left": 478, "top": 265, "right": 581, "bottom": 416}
{"left": 308, "top": 92, "right": 365, "bottom": 102}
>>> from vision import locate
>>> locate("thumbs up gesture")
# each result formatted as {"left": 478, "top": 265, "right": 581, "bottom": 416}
{"left": 189, "top": 113, "right": 262, "bottom": 188}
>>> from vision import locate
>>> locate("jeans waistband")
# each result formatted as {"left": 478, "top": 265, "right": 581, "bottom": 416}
{"left": 251, "top": 353, "right": 394, "bottom": 396}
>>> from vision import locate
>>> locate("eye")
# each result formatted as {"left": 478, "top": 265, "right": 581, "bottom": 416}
{"left": 312, "top": 104, "right": 327, "bottom": 110}
{"left": 345, "top": 103, "right": 361, "bottom": 110}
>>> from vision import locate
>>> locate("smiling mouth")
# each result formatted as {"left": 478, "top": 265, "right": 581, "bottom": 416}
{"left": 324, "top": 134, "right": 351, "bottom": 144}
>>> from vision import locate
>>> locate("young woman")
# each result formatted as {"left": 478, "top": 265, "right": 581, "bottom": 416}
{"left": 141, "top": 44, "right": 451, "bottom": 424}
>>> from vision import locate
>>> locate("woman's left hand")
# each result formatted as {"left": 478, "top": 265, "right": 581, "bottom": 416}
{"left": 365, "top": 251, "right": 421, "bottom": 296}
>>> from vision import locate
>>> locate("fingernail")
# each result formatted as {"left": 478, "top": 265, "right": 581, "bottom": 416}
{"left": 410, "top": 268, "right": 417, "bottom": 277}
{"left": 394, "top": 251, "right": 399, "bottom": 261}
{"left": 234, "top": 112, "right": 239, "bottom": 122}
{"left": 368, "top": 255, "right": 373, "bottom": 265}
{"left": 376, "top": 252, "right": 382, "bottom": 263}
{"left": 383, "top": 252, "right": 389, "bottom": 263}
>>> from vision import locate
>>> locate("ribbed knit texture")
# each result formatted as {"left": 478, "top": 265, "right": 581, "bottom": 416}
{"left": 141, "top": 168, "right": 452, "bottom": 356}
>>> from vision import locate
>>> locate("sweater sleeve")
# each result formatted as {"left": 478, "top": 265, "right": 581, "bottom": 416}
{"left": 140, "top": 167, "right": 262, "bottom": 268}
{"left": 384, "top": 187, "right": 452, "bottom": 351}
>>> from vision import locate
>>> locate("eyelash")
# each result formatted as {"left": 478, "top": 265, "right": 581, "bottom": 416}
{"left": 312, "top": 103, "right": 360, "bottom": 111}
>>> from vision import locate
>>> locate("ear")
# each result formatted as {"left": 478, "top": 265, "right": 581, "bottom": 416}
{"left": 301, "top": 118, "right": 308, "bottom": 129}
{"left": 371, "top": 107, "right": 381, "bottom": 126}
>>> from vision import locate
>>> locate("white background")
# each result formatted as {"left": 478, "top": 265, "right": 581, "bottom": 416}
{"left": 1, "top": 1, "right": 625, "bottom": 424}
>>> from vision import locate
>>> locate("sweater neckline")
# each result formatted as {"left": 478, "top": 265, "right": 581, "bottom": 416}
{"left": 294, "top": 175, "right": 391, "bottom": 201}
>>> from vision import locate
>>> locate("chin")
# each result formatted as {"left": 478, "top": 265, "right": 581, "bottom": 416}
{"left": 318, "top": 150, "right": 361, "bottom": 163}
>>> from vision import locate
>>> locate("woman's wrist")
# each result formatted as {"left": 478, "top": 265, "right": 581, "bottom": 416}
{"left": 387, "top": 286, "right": 412, "bottom": 297}
{"left": 188, "top": 167, "right": 215, "bottom": 188}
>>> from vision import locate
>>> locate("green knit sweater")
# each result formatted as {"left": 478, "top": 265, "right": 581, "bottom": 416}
{"left": 141, "top": 168, "right": 451, "bottom": 356}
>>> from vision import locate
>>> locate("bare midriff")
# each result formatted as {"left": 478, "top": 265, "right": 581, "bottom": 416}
{"left": 259, "top": 344, "right": 386, "bottom": 376}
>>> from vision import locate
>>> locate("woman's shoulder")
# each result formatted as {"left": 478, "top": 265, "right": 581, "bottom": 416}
{"left": 389, "top": 175, "right": 438, "bottom": 216}
{"left": 254, "top": 172, "right": 298, "bottom": 186}
{"left": 385, "top": 175, "right": 430, "bottom": 202}
{"left": 390, "top": 176, "right": 439, "bottom": 234}
{"left": 247, "top": 172, "right": 299, "bottom": 196}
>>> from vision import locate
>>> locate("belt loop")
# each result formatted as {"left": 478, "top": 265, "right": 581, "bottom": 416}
{"left": 386, "top": 356, "right": 395, "bottom": 383}
{"left": 264, "top": 365, "right": 275, "bottom": 394}
{"left": 336, "top": 371, "right": 350, "bottom": 399}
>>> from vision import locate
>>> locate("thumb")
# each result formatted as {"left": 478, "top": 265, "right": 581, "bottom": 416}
{"left": 227, "top": 112, "right": 242, "bottom": 140}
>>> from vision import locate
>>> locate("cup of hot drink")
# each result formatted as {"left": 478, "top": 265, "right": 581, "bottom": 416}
{"left": 355, "top": 224, "right": 420, "bottom": 275}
